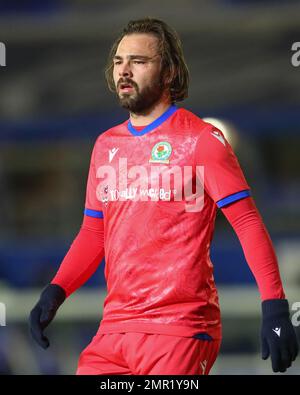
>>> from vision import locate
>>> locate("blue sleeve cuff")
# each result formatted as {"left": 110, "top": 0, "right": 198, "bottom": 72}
{"left": 84, "top": 208, "right": 104, "bottom": 218}
{"left": 216, "top": 189, "right": 251, "bottom": 208}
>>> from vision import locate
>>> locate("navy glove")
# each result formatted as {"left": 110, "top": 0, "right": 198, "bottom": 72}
{"left": 261, "top": 299, "right": 298, "bottom": 373}
{"left": 29, "top": 284, "right": 66, "bottom": 349}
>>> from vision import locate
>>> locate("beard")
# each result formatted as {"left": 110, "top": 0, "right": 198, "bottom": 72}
{"left": 116, "top": 76, "right": 164, "bottom": 115}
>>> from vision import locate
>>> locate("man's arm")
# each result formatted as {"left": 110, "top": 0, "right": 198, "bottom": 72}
{"left": 221, "top": 196, "right": 298, "bottom": 372}
{"left": 221, "top": 196, "right": 284, "bottom": 300}
{"left": 29, "top": 138, "right": 105, "bottom": 349}
{"left": 29, "top": 214, "right": 104, "bottom": 349}
{"left": 51, "top": 214, "right": 104, "bottom": 297}
{"left": 195, "top": 124, "right": 298, "bottom": 372}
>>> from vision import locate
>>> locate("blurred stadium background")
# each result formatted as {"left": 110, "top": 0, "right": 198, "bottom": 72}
{"left": 0, "top": 0, "right": 299, "bottom": 375}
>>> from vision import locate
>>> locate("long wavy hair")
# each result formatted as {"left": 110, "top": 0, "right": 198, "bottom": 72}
{"left": 105, "top": 17, "right": 189, "bottom": 103}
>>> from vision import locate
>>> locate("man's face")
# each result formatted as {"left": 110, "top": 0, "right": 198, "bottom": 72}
{"left": 113, "top": 33, "right": 165, "bottom": 114}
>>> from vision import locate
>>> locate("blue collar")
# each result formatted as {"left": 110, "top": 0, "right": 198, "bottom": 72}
{"left": 127, "top": 104, "right": 178, "bottom": 136}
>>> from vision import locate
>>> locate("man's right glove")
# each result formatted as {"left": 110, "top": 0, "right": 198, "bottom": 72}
{"left": 29, "top": 284, "right": 66, "bottom": 349}
{"left": 261, "top": 298, "right": 298, "bottom": 373}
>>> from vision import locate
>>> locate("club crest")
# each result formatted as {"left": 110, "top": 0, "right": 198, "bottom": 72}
{"left": 149, "top": 141, "right": 172, "bottom": 164}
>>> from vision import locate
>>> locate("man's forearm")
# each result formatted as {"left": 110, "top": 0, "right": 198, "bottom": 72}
{"left": 51, "top": 215, "right": 105, "bottom": 297}
{"left": 221, "top": 196, "right": 285, "bottom": 300}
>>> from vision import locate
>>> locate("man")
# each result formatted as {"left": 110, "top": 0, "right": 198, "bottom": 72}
{"left": 29, "top": 18, "right": 298, "bottom": 375}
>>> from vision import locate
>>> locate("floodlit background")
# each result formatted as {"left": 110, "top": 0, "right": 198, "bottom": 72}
{"left": 0, "top": 0, "right": 300, "bottom": 375}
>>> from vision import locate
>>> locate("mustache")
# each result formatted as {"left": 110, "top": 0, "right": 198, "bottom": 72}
{"left": 117, "top": 79, "right": 138, "bottom": 89}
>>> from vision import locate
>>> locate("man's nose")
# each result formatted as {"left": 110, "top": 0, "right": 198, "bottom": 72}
{"left": 119, "top": 61, "right": 133, "bottom": 77}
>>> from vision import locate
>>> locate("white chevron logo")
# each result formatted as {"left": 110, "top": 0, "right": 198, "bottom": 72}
{"left": 272, "top": 327, "right": 281, "bottom": 337}
{"left": 211, "top": 130, "right": 226, "bottom": 146}
{"left": 109, "top": 147, "right": 119, "bottom": 163}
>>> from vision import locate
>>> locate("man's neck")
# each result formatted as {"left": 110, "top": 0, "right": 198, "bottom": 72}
{"left": 129, "top": 100, "right": 172, "bottom": 127}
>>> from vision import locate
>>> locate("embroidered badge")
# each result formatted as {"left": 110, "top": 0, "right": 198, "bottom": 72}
{"left": 149, "top": 141, "right": 172, "bottom": 164}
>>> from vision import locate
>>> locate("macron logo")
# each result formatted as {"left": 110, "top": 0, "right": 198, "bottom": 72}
{"left": 272, "top": 327, "right": 281, "bottom": 337}
{"left": 109, "top": 147, "right": 119, "bottom": 163}
{"left": 211, "top": 130, "right": 226, "bottom": 146}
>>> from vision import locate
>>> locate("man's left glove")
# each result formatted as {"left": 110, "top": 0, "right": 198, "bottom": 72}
{"left": 261, "top": 298, "right": 298, "bottom": 373}
{"left": 29, "top": 284, "right": 66, "bottom": 349}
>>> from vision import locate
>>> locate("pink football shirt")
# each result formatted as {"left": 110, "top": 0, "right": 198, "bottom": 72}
{"left": 84, "top": 105, "right": 251, "bottom": 339}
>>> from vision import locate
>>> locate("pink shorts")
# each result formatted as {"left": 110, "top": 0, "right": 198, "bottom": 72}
{"left": 76, "top": 332, "right": 221, "bottom": 375}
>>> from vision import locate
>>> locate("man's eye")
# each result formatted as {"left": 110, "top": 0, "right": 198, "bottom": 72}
{"left": 134, "top": 61, "right": 145, "bottom": 64}
{"left": 114, "top": 61, "right": 122, "bottom": 65}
